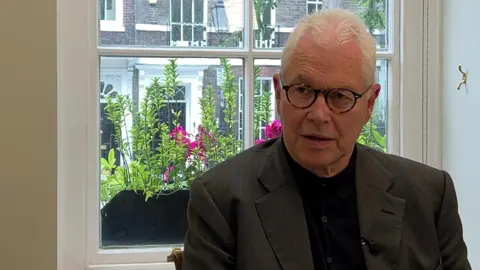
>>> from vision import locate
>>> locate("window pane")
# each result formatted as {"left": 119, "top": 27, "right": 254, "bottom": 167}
{"left": 107, "top": 0, "right": 116, "bottom": 20}
{"left": 99, "top": 0, "right": 244, "bottom": 48}
{"left": 252, "top": 59, "right": 280, "bottom": 142}
{"left": 307, "top": 4, "right": 316, "bottom": 14}
{"left": 252, "top": 59, "right": 389, "bottom": 153}
{"left": 100, "top": 0, "right": 116, "bottom": 21}
{"left": 362, "top": 59, "right": 388, "bottom": 152}
{"left": 99, "top": 57, "right": 244, "bottom": 247}
{"left": 254, "top": 0, "right": 388, "bottom": 50}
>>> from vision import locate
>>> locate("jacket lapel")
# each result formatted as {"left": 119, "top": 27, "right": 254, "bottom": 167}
{"left": 255, "top": 139, "right": 315, "bottom": 270}
{"left": 355, "top": 146, "right": 406, "bottom": 270}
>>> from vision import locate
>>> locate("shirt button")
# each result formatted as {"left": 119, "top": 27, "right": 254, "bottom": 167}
{"left": 321, "top": 216, "right": 328, "bottom": 223}
{"left": 326, "top": 257, "right": 333, "bottom": 263}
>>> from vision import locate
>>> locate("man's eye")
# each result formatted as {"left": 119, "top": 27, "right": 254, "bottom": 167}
{"left": 296, "top": 87, "right": 310, "bottom": 93}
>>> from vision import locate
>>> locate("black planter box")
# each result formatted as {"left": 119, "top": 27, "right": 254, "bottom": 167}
{"left": 101, "top": 189, "right": 190, "bottom": 247}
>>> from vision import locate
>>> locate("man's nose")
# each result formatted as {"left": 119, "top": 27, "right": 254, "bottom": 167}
{"left": 306, "top": 95, "right": 331, "bottom": 123}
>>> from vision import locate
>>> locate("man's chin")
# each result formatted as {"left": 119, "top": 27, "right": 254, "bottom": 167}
{"left": 298, "top": 152, "right": 339, "bottom": 169}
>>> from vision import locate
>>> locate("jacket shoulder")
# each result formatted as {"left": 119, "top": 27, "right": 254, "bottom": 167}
{"left": 192, "top": 141, "right": 275, "bottom": 199}
{"left": 360, "top": 146, "right": 448, "bottom": 217}
{"left": 361, "top": 145, "right": 445, "bottom": 178}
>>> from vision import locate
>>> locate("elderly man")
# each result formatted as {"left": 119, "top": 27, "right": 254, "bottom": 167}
{"left": 183, "top": 9, "right": 470, "bottom": 270}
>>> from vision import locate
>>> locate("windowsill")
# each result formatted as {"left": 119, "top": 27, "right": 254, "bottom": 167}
{"left": 101, "top": 20, "right": 126, "bottom": 32}
{"left": 88, "top": 262, "right": 176, "bottom": 270}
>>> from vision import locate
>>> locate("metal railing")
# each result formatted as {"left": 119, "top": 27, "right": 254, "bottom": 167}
{"left": 165, "top": 22, "right": 283, "bottom": 48}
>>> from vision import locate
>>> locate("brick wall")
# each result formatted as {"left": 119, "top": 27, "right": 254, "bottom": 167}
{"left": 275, "top": 0, "right": 306, "bottom": 28}
{"left": 100, "top": 0, "right": 364, "bottom": 46}
{"left": 339, "top": 0, "right": 362, "bottom": 12}
{"left": 275, "top": 0, "right": 363, "bottom": 28}
{"left": 136, "top": 0, "right": 170, "bottom": 25}
{"left": 100, "top": 0, "right": 135, "bottom": 45}
{"left": 136, "top": 31, "right": 169, "bottom": 45}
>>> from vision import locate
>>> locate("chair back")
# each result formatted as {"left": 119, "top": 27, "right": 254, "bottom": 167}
{"left": 168, "top": 248, "right": 184, "bottom": 270}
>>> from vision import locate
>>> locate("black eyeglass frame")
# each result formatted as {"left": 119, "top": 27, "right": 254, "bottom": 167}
{"left": 281, "top": 82, "right": 372, "bottom": 113}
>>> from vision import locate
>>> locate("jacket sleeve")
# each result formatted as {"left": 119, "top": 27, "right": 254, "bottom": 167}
{"left": 436, "top": 171, "right": 471, "bottom": 270}
{"left": 183, "top": 178, "right": 236, "bottom": 270}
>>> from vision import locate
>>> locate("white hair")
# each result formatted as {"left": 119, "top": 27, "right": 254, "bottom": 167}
{"left": 281, "top": 9, "right": 377, "bottom": 86}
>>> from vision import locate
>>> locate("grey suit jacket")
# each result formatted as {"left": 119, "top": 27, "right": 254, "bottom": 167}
{"left": 183, "top": 139, "right": 471, "bottom": 270}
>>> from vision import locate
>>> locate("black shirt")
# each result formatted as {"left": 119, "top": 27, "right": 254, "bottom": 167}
{"left": 282, "top": 142, "right": 366, "bottom": 270}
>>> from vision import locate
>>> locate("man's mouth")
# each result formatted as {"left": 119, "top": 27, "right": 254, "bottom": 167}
{"left": 302, "top": 135, "right": 334, "bottom": 141}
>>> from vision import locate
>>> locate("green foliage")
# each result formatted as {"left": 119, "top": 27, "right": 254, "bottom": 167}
{"left": 357, "top": 105, "right": 387, "bottom": 152}
{"left": 198, "top": 85, "right": 218, "bottom": 133}
{"left": 101, "top": 58, "right": 243, "bottom": 204}
{"left": 352, "top": 0, "right": 388, "bottom": 149}
{"left": 354, "top": 0, "right": 387, "bottom": 33}
{"left": 219, "top": 30, "right": 243, "bottom": 47}
{"left": 218, "top": 58, "right": 243, "bottom": 160}
{"left": 253, "top": 65, "right": 274, "bottom": 140}
{"left": 101, "top": 59, "right": 195, "bottom": 203}
{"left": 254, "top": 0, "right": 277, "bottom": 42}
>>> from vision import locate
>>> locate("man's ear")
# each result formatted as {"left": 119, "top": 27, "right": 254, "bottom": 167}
{"left": 368, "top": 84, "right": 381, "bottom": 109}
{"left": 366, "top": 83, "right": 381, "bottom": 117}
{"left": 273, "top": 73, "right": 282, "bottom": 115}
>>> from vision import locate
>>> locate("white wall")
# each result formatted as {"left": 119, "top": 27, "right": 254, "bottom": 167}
{"left": 442, "top": 0, "right": 480, "bottom": 268}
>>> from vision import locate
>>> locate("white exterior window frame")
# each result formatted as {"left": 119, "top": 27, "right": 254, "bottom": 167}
{"left": 100, "top": 0, "right": 125, "bottom": 32}
{"left": 58, "top": 0, "right": 442, "bottom": 269}
{"left": 238, "top": 75, "right": 277, "bottom": 140}
{"left": 169, "top": 0, "right": 208, "bottom": 46}
{"left": 307, "top": 0, "right": 323, "bottom": 14}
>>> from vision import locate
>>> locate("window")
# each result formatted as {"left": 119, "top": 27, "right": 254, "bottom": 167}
{"left": 307, "top": 0, "right": 323, "bottom": 14}
{"left": 97, "top": 0, "right": 393, "bottom": 265}
{"left": 255, "top": 78, "right": 274, "bottom": 139}
{"left": 100, "top": 78, "right": 121, "bottom": 174}
{"left": 100, "top": 0, "right": 116, "bottom": 21}
{"left": 254, "top": 0, "right": 277, "bottom": 48}
{"left": 97, "top": 0, "right": 393, "bottom": 257}
{"left": 170, "top": 0, "right": 207, "bottom": 46}
{"left": 238, "top": 73, "right": 276, "bottom": 141}
{"left": 59, "top": 0, "right": 440, "bottom": 269}
{"left": 99, "top": 0, "right": 124, "bottom": 32}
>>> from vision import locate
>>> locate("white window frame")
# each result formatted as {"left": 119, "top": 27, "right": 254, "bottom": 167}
{"left": 238, "top": 78, "right": 245, "bottom": 140}
{"left": 307, "top": 0, "right": 323, "bottom": 14}
{"left": 100, "top": 0, "right": 125, "bottom": 32}
{"left": 58, "top": 0, "right": 441, "bottom": 269}
{"left": 239, "top": 76, "right": 276, "bottom": 139}
{"left": 255, "top": 77, "right": 276, "bottom": 137}
{"left": 169, "top": 0, "right": 208, "bottom": 46}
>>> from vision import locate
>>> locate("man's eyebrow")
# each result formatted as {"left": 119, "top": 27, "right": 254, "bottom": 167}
{"left": 288, "top": 74, "right": 310, "bottom": 84}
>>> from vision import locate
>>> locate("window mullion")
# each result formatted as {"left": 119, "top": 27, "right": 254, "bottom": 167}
{"left": 244, "top": 56, "right": 255, "bottom": 148}
{"left": 245, "top": 0, "right": 253, "bottom": 52}
{"left": 180, "top": 0, "right": 184, "bottom": 41}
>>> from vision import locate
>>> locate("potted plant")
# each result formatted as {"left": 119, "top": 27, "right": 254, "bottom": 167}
{"left": 100, "top": 58, "right": 243, "bottom": 246}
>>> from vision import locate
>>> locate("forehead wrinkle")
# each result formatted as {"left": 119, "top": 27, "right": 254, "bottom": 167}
{"left": 282, "top": 35, "right": 366, "bottom": 90}
{"left": 292, "top": 36, "right": 363, "bottom": 71}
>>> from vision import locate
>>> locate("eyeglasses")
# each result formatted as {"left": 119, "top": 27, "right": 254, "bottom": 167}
{"left": 282, "top": 82, "right": 372, "bottom": 113}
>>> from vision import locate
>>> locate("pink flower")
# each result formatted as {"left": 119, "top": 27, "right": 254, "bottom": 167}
{"left": 170, "top": 126, "right": 191, "bottom": 146}
{"left": 189, "top": 141, "right": 198, "bottom": 150}
{"left": 255, "top": 139, "right": 266, "bottom": 145}
{"left": 265, "top": 120, "right": 282, "bottom": 139}
{"left": 163, "top": 165, "right": 175, "bottom": 183}
{"left": 187, "top": 141, "right": 199, "bottom": 159}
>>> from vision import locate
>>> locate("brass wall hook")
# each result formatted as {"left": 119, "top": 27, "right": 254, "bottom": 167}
{"left": 457, "top": 65, "right": 468, "bottom": 90}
